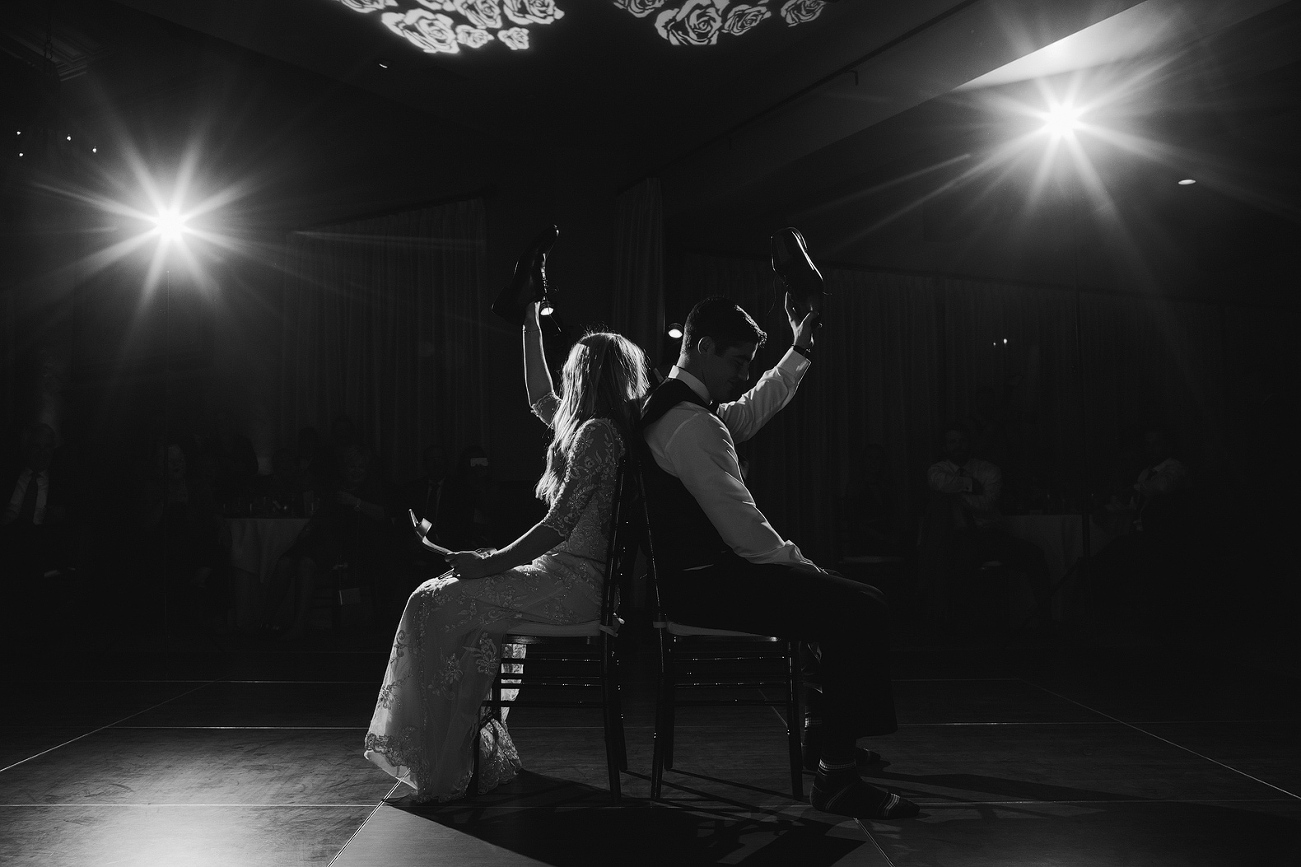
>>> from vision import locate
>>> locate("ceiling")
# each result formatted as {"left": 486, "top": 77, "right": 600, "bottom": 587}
{"left": 4, "top": 0, "right": 1299, "bottom": 302}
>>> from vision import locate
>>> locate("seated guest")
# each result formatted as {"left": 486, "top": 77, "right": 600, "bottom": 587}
{"left": 252, "top": 447, "right": 304, "bottom": 515}
{"left": 137, "top": 440, "right": 226, "bottom": 626}
{"left": 1131, "top": 426, "right": 1192, "bottom": 536}
{"left": 1086, "top": 425, "right": 1196, "bottom": 631}
{"left": 640, "top": 294, "right": 917, "bottom": 820}
{"left": 1, "top": 422, "right": 72, "bottom": 585}
{"left": 926, "top": 423, "right": 1051, "bottom": 629}
{"left": 266, "top": 444, "right": 389, "bottom": 641}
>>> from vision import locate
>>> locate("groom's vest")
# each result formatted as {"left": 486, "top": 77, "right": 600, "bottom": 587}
{"left": 636, "top": 379, "right": 745, "bottom": 574}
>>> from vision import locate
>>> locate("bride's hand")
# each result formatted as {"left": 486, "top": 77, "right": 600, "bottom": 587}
{"left": 445, "top": 548, "right": 498, "bottom": 580}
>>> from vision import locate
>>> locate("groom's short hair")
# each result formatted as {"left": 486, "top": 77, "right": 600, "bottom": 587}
{"left": 683, "top": 296, "right": 767, "bottom": 355}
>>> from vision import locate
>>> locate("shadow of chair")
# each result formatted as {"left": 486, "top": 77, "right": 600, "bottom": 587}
{"left": 634, "top": 465, "right": 803, "bottom": 801}
{"left": 470, "top": 457, "right": 637, "bottom": 801}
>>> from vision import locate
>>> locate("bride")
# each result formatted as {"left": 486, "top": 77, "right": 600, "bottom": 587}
{"left": 364, "top": 298, "right": 649, "bottom": 802}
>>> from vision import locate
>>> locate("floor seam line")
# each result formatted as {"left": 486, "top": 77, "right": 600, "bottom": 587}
{"left": 1017, "top": 677, "right": 1301, "bottom": 802}
{"left": 0, "top": 679, "right": 226, "bottom": 776}
{"left": 328, "top": 782, "right": 403, "bottom": 867}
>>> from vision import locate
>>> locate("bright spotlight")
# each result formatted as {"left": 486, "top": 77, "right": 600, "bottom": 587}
{"left": 667, "top": 322, "right": 683, "bottom": 340}
{"left": 1041, "top": 104, "right": 1083, "bottom": 138}
{"left": 539, "top": 300, "right": 554, "bottom": 316}
{"left": 1178, "top": 178, "right": 1196, "bottom": 186}
{"left": 153, "top": 208, "right": 188, "bottom": 242}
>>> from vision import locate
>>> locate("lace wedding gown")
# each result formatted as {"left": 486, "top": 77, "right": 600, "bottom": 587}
{"left": 364, "top": 403, "right": 624, "bottom": 802}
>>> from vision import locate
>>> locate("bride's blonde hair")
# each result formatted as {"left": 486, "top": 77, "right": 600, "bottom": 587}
{"left": 535, "top": 331, "right": 650, "bottom": 506}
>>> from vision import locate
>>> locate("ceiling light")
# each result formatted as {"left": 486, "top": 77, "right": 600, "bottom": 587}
{"left": 1178, "top": 178, "right": 1196, "bottom": 185}
{"left": 539, "top": 301, "right": 554, "bottom": 316}
{"left": 667, "top": 322, "right": 684, "bottom": 339}
{"left": 1041, "top": 104, "right": 1083, "bottom": 138}
{"left": 66, "top": 135, "right": 72, "bottom": 141}
{"left": 153, "top": 208, "right": 188, "bottom": 241}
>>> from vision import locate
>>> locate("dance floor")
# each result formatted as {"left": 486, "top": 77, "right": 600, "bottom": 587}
{"left": 1, "top": 619, "right": 1298, "bottom": 866}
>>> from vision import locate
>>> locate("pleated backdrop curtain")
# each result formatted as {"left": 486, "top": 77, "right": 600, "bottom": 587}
{"left": 611, "top": 179, "right": 666, "bottom": 365}
{"left": 678, "top": 252, "right": 1240, "bottom": 564}
{"left": 277, "top": 199, "right": 488, "bottom": 484}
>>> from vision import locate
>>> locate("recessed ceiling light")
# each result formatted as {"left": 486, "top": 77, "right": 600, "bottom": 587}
{"left": 378, "top": 61, "right": 389, "bottom": 68}
{"left": 66, "top": 135, "right": 72, "bottom": 141}
{"left": 1178, "top": 178, "right": 1196, "bottom": 185}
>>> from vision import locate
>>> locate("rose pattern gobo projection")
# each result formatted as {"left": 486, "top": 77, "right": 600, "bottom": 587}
{"left": 383, "top": 8, "right": 461, "bottom": 53}
{"left": 339, "top": 0, "right": 397, "bottom": 12}
{"left": 721, "top": 3, "right": 770, "bottom": 35}
{"left": 457, "top": 24, "right": 494, "bottom": 47}
{"left": 335, "top": 0, "right": 559, "bottom": 52}
{"left": 779, "top": 0, "right": 825, "bottom": 26}
{"left": 497, "top": 26, "right": 531, "bottom": 49}
{"left": 452, "top": 0, "right": 503, "bottom": 29}
{"left": 656, "top": 0, "right": 727, "bottom": 47}
{"left": 502, "top": 0, "right": 564, "bottom": 26}
{"left": 335, "top": 0, "right": 832, "bottom": 53}
{"left": 613, "top": 0, "right": 669, "bottom": 19}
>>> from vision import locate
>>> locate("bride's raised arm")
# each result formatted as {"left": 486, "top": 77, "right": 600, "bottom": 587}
{"left": 523, "top": 302, "right": 558, "bottom": 426}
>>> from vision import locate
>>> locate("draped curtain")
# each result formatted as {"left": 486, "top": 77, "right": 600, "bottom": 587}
{"left": 277, "top": 199, "right": 488, "bottom": 483}
{"left": 678, "top": 252, "right": 1246, "bottom": 564}
{"left": 611, "top": 179, "right": 666, "bottom": 366}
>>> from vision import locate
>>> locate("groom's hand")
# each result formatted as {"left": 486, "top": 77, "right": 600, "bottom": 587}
{"left": 786, "top": 291, "right": 820, "bottom": 350}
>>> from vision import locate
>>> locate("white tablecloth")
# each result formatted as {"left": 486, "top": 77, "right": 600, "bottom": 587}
{"left": 1002, "top": 514, "right": 1117, "bottom": 617}
{"left": 224, "top": 518, "right": 309, "bottom": 584}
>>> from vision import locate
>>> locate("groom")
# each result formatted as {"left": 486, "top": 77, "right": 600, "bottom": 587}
{"left": 637, "top": 294, "right": 918, "bottom": 820}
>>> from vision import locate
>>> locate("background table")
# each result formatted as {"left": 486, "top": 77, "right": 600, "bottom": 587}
{"left": 1002, "top": 514, "right": 1117, "bottom": 619}
{"left": 223, "top": 517, "right": 308, "bottom": 629}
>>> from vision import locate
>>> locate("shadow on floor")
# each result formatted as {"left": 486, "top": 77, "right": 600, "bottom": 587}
{"left": 392, "top": 772, "right": 867, "bottom": 867}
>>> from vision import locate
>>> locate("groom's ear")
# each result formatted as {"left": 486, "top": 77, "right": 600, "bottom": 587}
{"left": 695, "top": 336, "right": 715, "bottom": 357}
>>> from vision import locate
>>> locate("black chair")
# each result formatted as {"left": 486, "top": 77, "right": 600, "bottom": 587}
{"left": 635, "top": 467, "right": 804, "bottom": 801}
{"left": 470, "top": 457, "right": 637, "bottom": 800}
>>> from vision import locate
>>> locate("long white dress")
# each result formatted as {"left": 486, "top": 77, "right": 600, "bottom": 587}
{"left": 364, "top": 404, "right": 624, "bottom": 802}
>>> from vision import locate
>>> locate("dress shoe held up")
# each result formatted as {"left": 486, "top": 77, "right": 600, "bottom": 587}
{"left": 493, "top": 225, "right": 559, "bottom": 324}
{"left": 770, "top": 227, "right": 827, "bottom": 319}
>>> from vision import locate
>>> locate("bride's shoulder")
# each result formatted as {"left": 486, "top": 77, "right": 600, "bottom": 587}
{"left": 573, "top": 417, "right": 625, "bottom": 455}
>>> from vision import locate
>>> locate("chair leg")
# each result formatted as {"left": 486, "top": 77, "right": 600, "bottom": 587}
{"left": 600, "top": 634, "right": 622, "bottom": 800}
{"left": 651, "top": 631, "right": 674, "bottom": 800}
{"left": 603, "top": 636, "right": 628, "bottom": 771}
{"left": 662, "top": 635, "right": 678, "bottom": 770}
{"left": 786, "top": 640, "right": 803, "bottom": 800}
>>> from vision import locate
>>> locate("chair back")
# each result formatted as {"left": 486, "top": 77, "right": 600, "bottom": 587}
{"left": 598, "top": 456, "right": 641, "bottom": 635}
{"left": 629, "top": 456, "right": 670, "bottom": 628}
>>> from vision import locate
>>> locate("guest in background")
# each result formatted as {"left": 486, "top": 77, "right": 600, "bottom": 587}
{"left": 265, "top": 444, "right": 389, "bottom": 641}
{"left": 1132, "top": 426, "right": 1191, "bottom": 535}
{"left": 1085, "top": 425, "right": 1196, "bottom": 632}
{"left": 926, "top": 423, "right": 1051, "bottom": 630}
{"left": 252, "top": 447, "right": 304, "bottom": 515}
{"left": 138, "top": 440, "right": 226, "bottom": 626}
{"left": 1, "top": 422, "right": 73, "bottom": 586}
